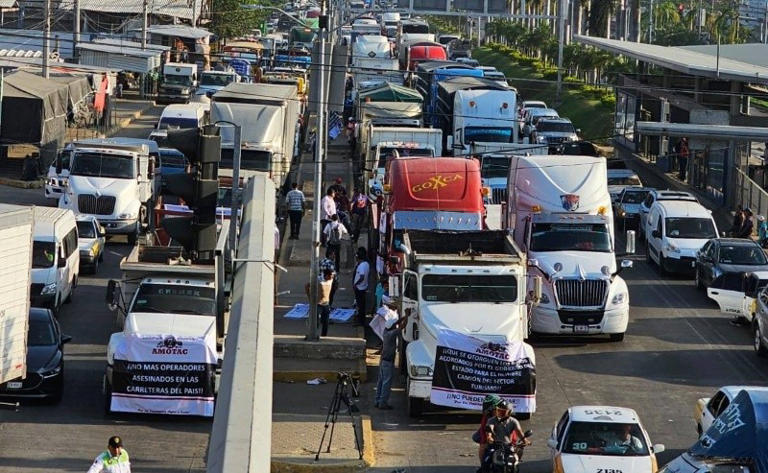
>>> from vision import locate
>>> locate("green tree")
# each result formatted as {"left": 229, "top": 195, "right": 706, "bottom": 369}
{"left": 589, "top": 0, "right": 618, "bottom": 37}
{"left": 212, "top": 0, "right": 272, "bottom": 40}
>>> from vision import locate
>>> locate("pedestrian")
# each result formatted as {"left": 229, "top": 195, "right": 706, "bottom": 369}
{"left": 350, "top": 187, "right": 368, "bottom": 243}
{"left": 285, "top": 182, "right": 306, "bottom": 239}
{"left": 329, "top": 177, "right": 347, "bottom": 196}
{"left": 87, "top": 435, "right": 131, "bottom": 473}
{"left": 323, "top": 214, "right": 349, "bottom": 271}
{"left": 374, "top": 297, "right": 406, "bottom": 410}
{"left": 737, "top": 208, "right": 755, "bottom": 239}
{"left": 306, "top": 268, "right": 334, "bottom": 336}
{"left": 335, "top": 188, "right": 352, "bottom": 230}
{"left": 116, "top": 82, "right": 123, "bottom": 99}
{"left": 729, "top": 209, "right": 745, "bottom": 237}
{"left": 320, "top": 188, "right": 337, "bottom": 245}
{"left": 678, "top": 137, "right": 689, "bottom": 181}
{"left": 353, "top": 247, "right": 370, "bottom": 326}
{"left": 375, "top": 278, "right": 389, "bottom": 311}
{"left": 320, "top": 257, "right": 339, "bottom": 307}
{"left": 758, "top": 215, "right": 768, "bottom": 248}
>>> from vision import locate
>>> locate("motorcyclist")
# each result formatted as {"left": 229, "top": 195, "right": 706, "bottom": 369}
{"left": 473, "top": 394, "right": 502, "bottom": 462}
{"left": 481, "top": 400, "right": 531, "bottom": 472}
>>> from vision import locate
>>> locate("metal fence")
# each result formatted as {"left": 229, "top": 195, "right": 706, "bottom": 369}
{"left": 735, "top": 166, "right": 768, "bottom": 218}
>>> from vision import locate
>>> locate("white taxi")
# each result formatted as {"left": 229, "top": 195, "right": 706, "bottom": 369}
{"left": 694, "top": 385, "right": 768, "bottom": 436}
{"left": 547, "top": 406, "right": 665, "bottom": 473}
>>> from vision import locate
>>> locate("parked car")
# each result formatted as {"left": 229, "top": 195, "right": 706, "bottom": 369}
{"left": 0, "top": 307, "right": 71, "bottom": 402}
{"left": 547, "top": 406, "right": 664, "bottom": 473}
{"left": 694, "top": 386, "right": 768, "bottom": 435}
{"left": 696, "top": 238, "right": 768, "bottom": 291}
{"left": 614, "top": 187, "right": 652, "bottom": 230}
{"left": 607, "top": 169, "right": 643, "bottom": 203}
{"left": 76, "top": 216, "right": 106, "bottom": 274}
{"left": 638, "top": 189, "right": 699, "bottom": 241}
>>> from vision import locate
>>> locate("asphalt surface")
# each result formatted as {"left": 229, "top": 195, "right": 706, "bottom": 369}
{"left": 0, "top": 107, "right": 210, "bottom": 473}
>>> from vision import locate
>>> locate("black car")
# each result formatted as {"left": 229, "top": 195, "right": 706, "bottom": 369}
{"left": 0, "top": 308, "right": 71, "bottom": 402}
{"left": 695, "top": 238, "right": 768, "bottom": 289}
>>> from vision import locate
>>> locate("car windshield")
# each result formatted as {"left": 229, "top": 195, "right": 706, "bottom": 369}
{"left": 28, "top": 319, "right": 56, "bottom": 346}
{"left": 563, "top": 422, "right": 649, "bottom": 456}
{"left": 531, "top": 223, "right": 613, "bottom": 252}
{"left": 621, "top": 191, "right": 649, "bottom": 204}
{"left": 608, "top": 176, "right": 642, "bottom": 186}
{"left": 164, "top": 75, "right": 192, "bottom": 87}
{"left": 482, "top": 158, "right": 510, "bottom": 178}
{"left": 665, "top": 218, "right": 716, "bottom": 239}
{"left": 200, "top": 74, "right": 235, "bottom": 86}
{"left": 718, "top": 245, "right": 768, "bottom": 265}
{"left": 131, "top": 283, "right": 216, "bottom": 316}
{"left": 76, "top": 221, "right": 96, "bottom": 238}
{"left": 32, "top": 241, "right": 56, "bottom": 268}
{"left": 70, "top": 152, "right": 134, "bottom": 179}
{"left": 159, "top": 117, "right": 199, "bottom": 130}
{"left": 537, "top": 122, "right": 575, "bottom": 133}
{"left": 421, "top": 275, "right": 517, "bottom": 302}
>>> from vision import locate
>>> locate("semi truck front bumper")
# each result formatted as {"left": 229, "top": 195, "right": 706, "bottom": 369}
{"left": 531, "top": 305, "right": 628, "bottom": 335}
{"left": 100, "top": 219, "right": 138, "bottom": 235}
{"left": 408, "top": 377, "right": 432, "bottom": 400}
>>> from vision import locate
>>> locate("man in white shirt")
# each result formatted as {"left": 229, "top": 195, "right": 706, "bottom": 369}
{"left": 352, "top": 247, "right": 370, "bottom": 326}
{"left": 320, "top": 188, "right": 337, "bottom": 245}
{"left": 323, "top": 214, "right": 349, "bottom": 271}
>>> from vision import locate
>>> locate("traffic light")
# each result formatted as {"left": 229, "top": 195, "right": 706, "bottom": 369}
{"left": 163, "top": 125, "right": 221, "bottom": 260}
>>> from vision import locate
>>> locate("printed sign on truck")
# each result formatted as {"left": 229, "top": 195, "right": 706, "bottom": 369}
{"left": 430, "top": 330, "right": 536, "bottom": 413}
{"left": 111, "top": 334, "right": 217, "bottom": 416}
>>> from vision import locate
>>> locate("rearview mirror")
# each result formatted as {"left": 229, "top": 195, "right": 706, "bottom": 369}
{"left": 98, "top": 226, "right": 106, "bottom": 237}
{"left": 532, "top": 276, "right": 542, "bottom": 303}
{"left": 61, "top": 335, "right": 72, "bottom": 344}
{"left": 57, "top": 251, "right": 66, "bottom": 268}
{"left": 546, "top": 438, "right": 558, "bottom": 449}
{"left": 55, "top": 158, "right": 62, "bottom": 175}
{"left": 652, "top": 444, "right": 665, "bottom": 453}
{"left": 621, "top": 259, "right": 633, "bottom": 269}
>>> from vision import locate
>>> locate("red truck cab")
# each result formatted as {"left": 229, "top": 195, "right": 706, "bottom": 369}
{"left": 406, "top": 42, "right": 447, "bottom": 71}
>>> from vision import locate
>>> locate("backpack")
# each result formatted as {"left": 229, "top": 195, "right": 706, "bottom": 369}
{"left": 328, "top": 224, "right": 342, "bottom": 245}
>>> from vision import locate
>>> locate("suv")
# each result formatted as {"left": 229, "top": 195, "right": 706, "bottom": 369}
{"left": 520, "top": 107, "right": 559, "bottom": 139}
{"left": 533, "top": 117, "right": 579, "bottom": 152}
{"left": 638, "top": 189, "right": 698, "bottom": 241}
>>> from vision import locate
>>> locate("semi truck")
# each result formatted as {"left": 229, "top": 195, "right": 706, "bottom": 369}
{"left": 392, "top": 229, "right": 537, "bottom": 417}
{"left": 211, "top": 83, "right": 302, "bottom": 188}
{"left": 58, "top": 140, "right": 154, "bottom": 245}
{"left": 401, "top": 41, "right": 447, "bottom": 71}
{"left": 413, "top": 62, "right": 484, "bottom": 128}
{"left": 104, "top": 234, "right": 229, "bottom": 417}
{"left": 361, "top": 127, "right": 442, "bottom": 185}
{"left": 396, "top": 19, "right": 433, "bottom": 59}
{"left": 351, "top": 35, "right": 400, "bottom": 85}
{"left": 504, "top": 155, "right": 635, "bottom": 341}
{"left": 157, "top": 63, "right": 198, "bottom": 104}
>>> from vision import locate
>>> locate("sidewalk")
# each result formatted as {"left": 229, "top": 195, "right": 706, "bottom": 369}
{"left": 271, "top": 131, "right": 376, "bottom": 472}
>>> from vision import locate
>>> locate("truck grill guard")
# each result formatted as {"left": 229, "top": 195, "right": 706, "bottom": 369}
{"left": 491, "top": 188, "right": 507, "bottom": 204}
{"left": 554, "top": 279, "right": 607, "bottom": 307}
{"left": 78, "top": 195, "right": 116, "bottom": 215}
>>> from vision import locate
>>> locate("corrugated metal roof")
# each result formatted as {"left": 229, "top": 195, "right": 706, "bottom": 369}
{"left": 77, "top": 45, "right": 160, "bottom": 73}
{"left": 681, "top": 43, "right": 768, "bottom": 68}
{"left": 58, "top": 0, "right": 199, "bottom": 20}
{"left": 92, "top": 38, "right": 169, "bottom": 52}
{"left": 0, "top": 30, "right": 75, "bottom": 59}
{"left": 145, "top": 24, "right": 211, "bottom": 40}
{"left": 0, "top": 0, "right": 18, "bottom": 8}
{"left": 574, "top": 35, "right": 768, "bottom": 84}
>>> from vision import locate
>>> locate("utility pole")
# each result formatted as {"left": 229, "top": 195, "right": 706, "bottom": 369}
{"left": 307, "top": 1, "right": 328, "bottom": 342}
{"left": 142, "top": 0, "right": 148, "bottom": 49}
{"left": 649, "top": 0, "right": 654, "bottom": 43}
{"left": 42, "top": 0, "right": 50, "bottom": 78}
{"left": 555, "top": 0, "right": 565, "bottom": 104}
{"left": 73, "top": 0, "right": 80, "bottom": 63}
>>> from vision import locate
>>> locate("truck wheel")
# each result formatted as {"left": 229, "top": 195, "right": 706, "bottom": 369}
{"left": 609, "top": 332, "right": 625, "bottom": 342}
{"left": 408, "top": 396, "right": 423, "bottom": 418}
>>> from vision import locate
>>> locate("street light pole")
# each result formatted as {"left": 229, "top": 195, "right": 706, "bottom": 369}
{"left": 555, "top": 0, "right": 565, "bottom": 104}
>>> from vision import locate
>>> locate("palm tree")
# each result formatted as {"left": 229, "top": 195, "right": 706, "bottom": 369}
{"left": 588, "top": 0, "right": 618, "bottom": 37}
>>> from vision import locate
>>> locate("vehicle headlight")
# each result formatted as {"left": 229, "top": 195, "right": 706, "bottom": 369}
{"left": 90, "top": 246, "right": 98, "bottom": 256}
{"left": 665, "top": 242, "right": 680, "bottom": 254}
{"left": 39, "top": 364, "right": 62, "bottom": 378}
{"left": 536, "top": 135, "right": 547, "bottom": 143}
{"left": 41, "top": 282, "right": 57, "bottom": 295}
{"left": 118, "top": 212, "right": 136, "bottom": 220}
{"left": 409, "top": 365, "right": 433, "bottom": 378}
{"left": 539, "top": 293, "right": 551, "bottom": 305}
{"left": 611, "top": 292, "right": 628, "bottom": 306}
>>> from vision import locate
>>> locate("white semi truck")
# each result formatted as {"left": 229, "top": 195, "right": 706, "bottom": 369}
{"left": 393, "top": 230, "right": 537, "bottom": 417}
{"left": 504, "top": 155, "right": 634, "bottom": 341}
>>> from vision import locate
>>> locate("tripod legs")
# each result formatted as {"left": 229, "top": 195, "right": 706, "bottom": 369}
{"left": 314, "top": 377, "right": 364, "bottom": 461}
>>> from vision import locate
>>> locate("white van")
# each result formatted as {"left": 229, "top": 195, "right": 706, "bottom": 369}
{"left": 646, "top": 200, "right": 719, "bottom": 275}
{"left": 10, "top": 206, "right": 79, "bottom": 314}
{"left": 148, "top": 103, "right": 207, "bottom": 146}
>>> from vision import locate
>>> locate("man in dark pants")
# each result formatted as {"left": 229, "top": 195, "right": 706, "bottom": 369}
{"left": 352, "top": 247, "right": 370, "bottom": 326}
{"left": 284, "top": 182, "right": 305, "bottom": 239}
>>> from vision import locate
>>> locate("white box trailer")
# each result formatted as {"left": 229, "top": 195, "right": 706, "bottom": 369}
{"left": 0, "top": 205, "right": 34, "bottom": 385}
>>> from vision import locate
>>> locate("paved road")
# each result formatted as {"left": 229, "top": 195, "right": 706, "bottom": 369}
{"left": 0, "top": 106, "right": 211, "bottom": 473}
{"left": 363, "top": 157, "right": 768, "bottom": 472}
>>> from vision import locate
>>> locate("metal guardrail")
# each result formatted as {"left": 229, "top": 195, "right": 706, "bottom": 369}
{"left": 735, "top": 166, "right": 768, "bottom": 218}
{"left": 207, "top": 174, "right": 276, "bottom": 473}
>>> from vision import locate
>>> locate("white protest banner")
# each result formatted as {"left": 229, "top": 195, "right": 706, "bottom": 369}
{"left": 430, "top": 330, "right": 536, "bottom": 413}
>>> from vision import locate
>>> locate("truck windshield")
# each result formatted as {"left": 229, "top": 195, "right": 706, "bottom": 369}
{"left": 465, "top": 127, "right": 515, "bottom": 143}
{"left": 70, "top": 152, "right": 134, "bottom": 179}
{"left": 530, "top": 223, "right": 612, "bottom": 252}
{"left": 201, "top": 74, "right": 235, "bottom": 86}
{"left": 131, "top": 284, "right": 216, "bottom": 316}
{"left": 159, "top": 117, "right": 199, "bottom": 129}
{"left": 164, "top": 75, "right": 193, "bottom": 87}
{"left": 665, "top": 217, "right": 716, "bottom": 239}
{"left": 32, "top": 241, "right": 55, "bottom": 268}
{"left": 563, "top": 422, "right": 649, "bottom": 456}
{"left": 421, "top": 275, "right": 517, "bottom": 303}
{"left": 537, "top": 122, "right": 575, "bottom": 133}
{"left": 481, "top": 158, "right": 510, "bottom": 178}
{"left": 402, "top": 24, "right": 429, "bottom": 34}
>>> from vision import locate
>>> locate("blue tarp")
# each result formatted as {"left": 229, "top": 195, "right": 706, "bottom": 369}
{"left": 689, "top": 390, "right": 768, "bottom": 473}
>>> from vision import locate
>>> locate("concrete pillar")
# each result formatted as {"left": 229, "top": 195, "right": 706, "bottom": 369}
{"left": 729, "top": 81, "right": 741, "bottom": 118}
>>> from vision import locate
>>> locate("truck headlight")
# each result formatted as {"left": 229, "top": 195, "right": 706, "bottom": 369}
{"left": 409, "top": 365, "right": 433, "bottom": 378}
{"left": 611, "top": 292, "right": 628, "bottom": 306}
{"left": 665, "top": 242, "right": 680, "bottom": 254}
{"left": 118, "top": 212, "right": 136, "bottom": 220}
{"left": 41, "top": 282, "right": 57, "bottom": 295}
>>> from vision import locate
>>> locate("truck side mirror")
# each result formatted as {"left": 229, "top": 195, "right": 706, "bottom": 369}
{"left": 625, "top": 230, "right": 636, "bottom": 255}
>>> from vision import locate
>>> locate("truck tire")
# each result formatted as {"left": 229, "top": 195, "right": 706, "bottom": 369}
{"left": 609, "top": 332, "right": 625, "bottom": 342}
{"left": 408, "top": 396, "right": 423, "bottom": 418}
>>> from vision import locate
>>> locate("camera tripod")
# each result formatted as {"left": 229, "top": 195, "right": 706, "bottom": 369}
{"left": 315, "top": 372, "right": 363, "bottom": 461}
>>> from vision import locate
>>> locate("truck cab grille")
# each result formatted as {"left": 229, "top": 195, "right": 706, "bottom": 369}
{"left": 78, "top": 195, "right": 116, "bottom": 215}
{"left": 491, "top": 188, "right": 507, "bottom": 204}
{"left": 554, "top": 279, "right": 607, "bottom": 307}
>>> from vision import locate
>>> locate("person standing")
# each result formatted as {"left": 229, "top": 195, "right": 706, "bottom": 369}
{"left": 353, "top": 247, "right": 370, "bottom": 326}
{"left": 329, "top": 177, "right": 347, "bottom": 196}
{"left": 87, "top": 436, "right": 131, "bottom": 473}
{"left": 323, "top": 214, "right": 349, "bottom": 271}
{"left": 678, "top": 137, "right": 690, "bottom": 181}
{"left": 320, "top": 188, "right": 337, "bottom": 245}
{"left": 758, "top": 215, "right": 768, "bottom": 247}
{"left": 306, "top": 268, "right": 334, "bottom": 336}
{"left": 375, "top": 297, "right": 406, "bottom": 410}
{"left": 350, "top": 187, "right": 368, "bottom": 243}
{"left": 729, "top": 209, "right": 745, "bottom": 237}
{"left": 738, "top": 208, "right": 755, "bottom": 238}
{"left": 285, "top": 182, "right": 306, "bottom": 239}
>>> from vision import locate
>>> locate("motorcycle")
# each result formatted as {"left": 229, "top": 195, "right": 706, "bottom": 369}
{"left": 483, "top": 429, "right": 533, "bottom": 473}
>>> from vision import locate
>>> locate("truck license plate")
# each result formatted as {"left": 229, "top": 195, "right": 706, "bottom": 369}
{"left": 6, "top": 382, "right": 22, "bottom": 389}
{"left": 574, "top": 325, "right": 589, "bottom": 334}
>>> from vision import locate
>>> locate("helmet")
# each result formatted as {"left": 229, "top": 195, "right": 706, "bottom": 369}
{"left": 495, "top": 400, "right": 511, "bottom": 416}
{"left": 482, "top": 394, "right": 501, "bottom": 413}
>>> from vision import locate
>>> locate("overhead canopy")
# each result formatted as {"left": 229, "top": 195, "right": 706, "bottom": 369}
{"left": 689, "top": 389, "right": 768, "bottom": 473}
{"left": 359, "top": 102, "right": 422, "bottom": 120}
{"left": 145, "top": 25, "right": 211, "bottom": 40}
{"left": 76, "top": 42, "right": 163, "bottom": 73}
{"left": 358, "top": 82, "right": 422, "bottom": 103}
{"left": 43, "top": 73, "right": 92, "bottom": 109}
{"left": 2, "top": 70, "right": 68, "bottom": 145}
{"left": 59, "top": 0, "right": 201, "bottom": 21}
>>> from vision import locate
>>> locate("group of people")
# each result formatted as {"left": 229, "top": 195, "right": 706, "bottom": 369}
{"left": 729, "top": 207, "right": 761, "bottom": 240}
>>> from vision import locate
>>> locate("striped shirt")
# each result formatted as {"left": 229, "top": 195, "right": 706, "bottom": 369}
{"left": 285, "top": 189, "right": 305, "bottom": 211}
